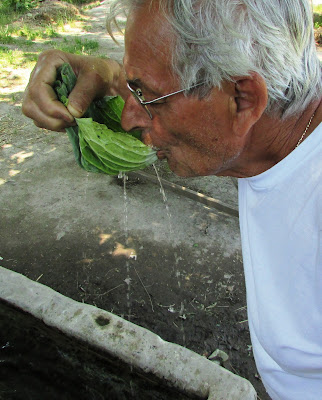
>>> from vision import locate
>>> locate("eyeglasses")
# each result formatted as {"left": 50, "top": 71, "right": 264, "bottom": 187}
{"left": 126, "top": 81, "right": 204, "bottom": 119}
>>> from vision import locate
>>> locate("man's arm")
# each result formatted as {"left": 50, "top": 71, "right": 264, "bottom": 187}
{"left": 22, "top": 50, "right": 127, "bottom": 132}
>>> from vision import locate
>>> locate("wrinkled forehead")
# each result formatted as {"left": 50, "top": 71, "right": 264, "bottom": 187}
{"left": 123, "top": 3, "right": 177, "bottom": 89}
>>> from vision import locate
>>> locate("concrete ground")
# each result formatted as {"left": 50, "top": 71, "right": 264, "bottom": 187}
{"left": 0, "top": 101, "right": 269, "bottom": 397}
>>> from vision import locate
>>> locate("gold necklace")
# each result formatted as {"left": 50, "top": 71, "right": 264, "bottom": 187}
{"left": 296, "top": 112, "right": 315, "bottom": 148}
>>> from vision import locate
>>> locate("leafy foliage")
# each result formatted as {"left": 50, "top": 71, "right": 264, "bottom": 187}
{"left": 3, "top": 0, "right": 38, "bottom": 12}
{"left": 314, "top": 12, "right": 322, "bottom": 29}
{"left": 77, "top": 118, "right": 158, "bottom": 174}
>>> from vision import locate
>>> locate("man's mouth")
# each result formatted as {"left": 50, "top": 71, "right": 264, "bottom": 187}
{"left": 150, "top": 146, "right": 166, "bottom": 160}
{"left": 156, "top": 149, "right": 167, "bottom": 160}
{"left": 140, "top": 132, "right": 167, "bottom": 160}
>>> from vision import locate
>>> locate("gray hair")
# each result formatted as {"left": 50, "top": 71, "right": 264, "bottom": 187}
{"left": 107, "top": 0, "right": 322, "bottom": 118}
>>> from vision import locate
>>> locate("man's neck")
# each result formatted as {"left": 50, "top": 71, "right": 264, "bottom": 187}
{"left": 224, "top": 99, "right": 322, "bottom": 178}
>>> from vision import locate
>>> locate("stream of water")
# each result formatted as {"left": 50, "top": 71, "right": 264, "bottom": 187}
{"left": 152, "top": 165, "right": 173, "bottom": 235}
{"left": 118, "top": 167, "right": 187, "bottom": 346}
{"left": 152, "top": 165, "right": 186, "bottom": 346}
{"left": 121, "top": 173, "right": 132, "bottom": 323}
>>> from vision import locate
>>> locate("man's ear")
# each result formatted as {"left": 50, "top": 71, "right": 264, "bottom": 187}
{"left": 231, "top": 72, "right": 268, "bottom": 137}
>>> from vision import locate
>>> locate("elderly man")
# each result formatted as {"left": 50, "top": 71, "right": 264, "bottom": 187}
{"left": 22, "top": 0, "right": 321, "bottom": 399}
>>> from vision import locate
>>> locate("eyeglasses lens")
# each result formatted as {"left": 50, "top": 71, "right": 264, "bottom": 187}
{"left": 129, "top": 86, "right": 152, "bottom": 119}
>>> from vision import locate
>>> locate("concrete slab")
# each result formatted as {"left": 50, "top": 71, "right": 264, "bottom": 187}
{"left": 0, "top": 266, "right": 256, "bottom": 400}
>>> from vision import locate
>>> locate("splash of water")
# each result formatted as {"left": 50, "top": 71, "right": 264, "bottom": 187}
{"left": 82, "top": 172, "right": 90, "bottom": 260}
{"left": 153, "top": 165, "right": 173, "bottom": 235}
{"left": 119, "top": 172, "right": 136, "bottom": 394}
{"left": 153, "top": 164, "right": 186, "bottom": 345}
{"left": 122, "top": 173, "right": 132, "bottom": 323}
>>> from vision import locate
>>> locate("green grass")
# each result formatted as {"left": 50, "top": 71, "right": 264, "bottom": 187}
{"left": 0, "top": 24, "right": 60, "bottom": 46}
{"left": 0, "top": 0, "right": 88, "bottom": 32}
{"left": 313, "top": 5, "right": 322, "bottom": 28}
{"left": 51, "top": 11, "right": 83, "bottom": 28}
{"left": 0, "top": 46, "right": 38, "bottom": 68}
{"left": 0, "top": 0, "right": 101, "bottom": 68}
{"left": 0, "top": 46, "right": 16, "bottom": 65}
{"left": 314, "top": 16, "right": 322, "bottom": 29}
{"left": 64, "top": 0, "right": 99, "bottom": 5}
{"left": 17, "top": 25, "right": 60, "bottom": 40}
{"left": 0, "top": 28, "right": 17, "bottom": 45}
{"left": 0, "top": 4, "right": 19, "bottom": 26}
{"left": 0, "top": 35, "right": 99, "bottom": 69}
{"left": 53, "top": 37, "right": 99, "bottom": 55}
{"left": 81, "top": 1, "right": 101, "bottom": 11}
{"left": 313, "top": 5, "right": 322, "bottom": 14}
{"left": 0, "top": 0, "right": 95, "bottom": 16}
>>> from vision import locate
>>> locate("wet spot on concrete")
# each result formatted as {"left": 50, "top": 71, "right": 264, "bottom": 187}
{"left": 95, "top": 315, "right": 110, "bottom": 327}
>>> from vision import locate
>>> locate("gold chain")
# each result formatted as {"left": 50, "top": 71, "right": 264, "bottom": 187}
{"left": 296, "top": 112, "right": 315, "bottom": 148}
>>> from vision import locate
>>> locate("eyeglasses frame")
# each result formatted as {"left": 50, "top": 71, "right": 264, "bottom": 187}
{"left": 126, "top": 81, "right": 204, "bottom": 119}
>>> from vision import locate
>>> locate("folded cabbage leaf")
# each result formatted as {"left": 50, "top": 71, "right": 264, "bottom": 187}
{"left": 54, "top": 62, "right": 156, "bottom": 174}
{"left": 77, "top": 118, "right": 157, "bottom": 174}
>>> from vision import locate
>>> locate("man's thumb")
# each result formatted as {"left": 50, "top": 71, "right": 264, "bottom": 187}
{"left": 67, "top": 103, "right": 83, "bottom": 118}
{"left": 66, "top": 81, "right": 96, "bottom": 118}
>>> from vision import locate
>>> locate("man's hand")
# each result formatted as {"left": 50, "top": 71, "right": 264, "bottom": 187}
{"left": 22, "top": 50, "right": 125, "bottom": 132}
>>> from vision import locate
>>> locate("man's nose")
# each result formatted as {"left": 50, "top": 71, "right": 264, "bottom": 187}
{"left": 121, "top": 95, "right": 151, "bottom": 132}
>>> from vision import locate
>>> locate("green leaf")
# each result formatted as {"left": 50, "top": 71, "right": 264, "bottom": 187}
{"left": 53, "top": 62, "right": 154, "bottom": 175}
{"left": 77, "top": 118, "right": 157, "bottom": 174}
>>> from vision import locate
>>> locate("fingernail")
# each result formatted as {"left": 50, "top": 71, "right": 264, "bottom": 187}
{"left": 62, "top": 113, "right": 75, "bottom": 123}
{"left": 67, "top": 104, "right": 83, "bottom": 118}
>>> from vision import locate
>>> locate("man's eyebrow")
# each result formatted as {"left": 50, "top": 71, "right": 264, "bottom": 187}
{"left": 126, "top": 78, "right": 141, "bottom": 85}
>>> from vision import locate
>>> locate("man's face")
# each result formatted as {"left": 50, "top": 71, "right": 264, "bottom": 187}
{"left": 121, "top": 4, "right": 243, "bottom": 177}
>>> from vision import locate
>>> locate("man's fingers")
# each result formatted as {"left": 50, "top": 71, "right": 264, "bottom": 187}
{"left": 22, "top": 49, "right": 76, "bottom": 128}
{"left": 22, "top": 50, "right": 124, "bottom": 131}
{"left": 24, "top": 97, "right": 75, "bottom": 132}
{"left": 23, "top": 79, "right": 74, "bottom": 125}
